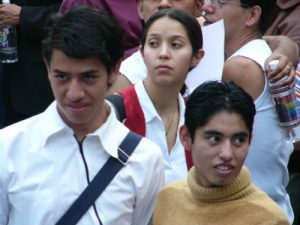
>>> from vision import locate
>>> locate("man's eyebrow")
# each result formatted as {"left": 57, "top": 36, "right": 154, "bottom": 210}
{"left": 203, "top": 130, "right": 222, "bottom": 136}
{"left": 52, "top": 69, "right": 98, "bottom": 75}
{"left": 233, "top": 132, "right": 249, "bottom": 138}
{"left": 203, "top": 130, "right": 249, "bottom": 137}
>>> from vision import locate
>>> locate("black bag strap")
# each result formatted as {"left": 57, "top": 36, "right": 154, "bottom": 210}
{"left": 56, "top": 131, "right": 142, "bottom": 225}
{"left": 106, "top": 93, "right": 125, "bottom": 122}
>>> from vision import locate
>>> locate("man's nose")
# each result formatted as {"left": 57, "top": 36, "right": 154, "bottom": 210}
{"left": 158, "top": 0, "right": 172, "bottom": 10}
{"left": 66, "top": 80, "right": 85, "bottom": 101}
{"left": 218, "top": 141, "right": 234, "bottom": 162}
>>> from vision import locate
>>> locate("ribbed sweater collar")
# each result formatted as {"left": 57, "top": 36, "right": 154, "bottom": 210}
{"left": 187, "top": 166, "right": 255, "bottom": 203}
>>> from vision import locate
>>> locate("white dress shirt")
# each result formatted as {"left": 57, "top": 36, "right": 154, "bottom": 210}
{"left": 0, "top": 101, "right": 164, "bottom": 225}
{"left": 135, "top": 81, "right": 188, "bottom": 185}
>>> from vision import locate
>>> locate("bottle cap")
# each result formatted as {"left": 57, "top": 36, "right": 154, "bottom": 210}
{"left": 269, "top": 60, "right": 288, "bottom": 88}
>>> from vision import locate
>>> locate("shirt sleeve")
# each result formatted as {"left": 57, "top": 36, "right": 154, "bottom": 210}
{"left": 0, "top": 143, "right": 9, "bottom": 225}
{"left": 119, "top": 51, "right": 148, "bottom": 84}
{"left": 131, "top": 143, "right": 164, "bottom": 225}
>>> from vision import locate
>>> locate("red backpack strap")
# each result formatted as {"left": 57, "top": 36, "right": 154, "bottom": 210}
{"left": 118, "top": 85, "right": 146, "bottom": 136}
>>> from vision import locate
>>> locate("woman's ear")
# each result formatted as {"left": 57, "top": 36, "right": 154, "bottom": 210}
{"left": 191, "top": 49, "right": 205, "bottom": 69}
{"left": 180, "top": 125, "right": 193, "bottom": 151}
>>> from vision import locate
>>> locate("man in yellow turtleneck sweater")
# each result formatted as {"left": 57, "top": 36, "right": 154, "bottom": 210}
{"left": 152, "top": 81, "right": 289, "bottom": 225}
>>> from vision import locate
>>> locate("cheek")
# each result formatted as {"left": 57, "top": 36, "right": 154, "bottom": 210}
{"left": 235, "top": 147, "right": 248, "bottom": 163}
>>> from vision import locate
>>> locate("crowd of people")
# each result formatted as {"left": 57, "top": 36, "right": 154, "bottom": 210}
{"left": 0, "top": 0, "right": 299, "bottom": 225}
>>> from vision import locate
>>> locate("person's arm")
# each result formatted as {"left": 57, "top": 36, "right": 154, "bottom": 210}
{"left": 131, "top": 143, "right": 164, "bottom": 225}
{"left": 0, "top": 143, "right": 9, "bottom": 225}
{"left": 0, "top": 181, "right": 8, "bottom": 225}
{"left": 222, "top": 56, "right": 264, "bottom": 101}
{"left": 264, "top": 35, "right": 299, "bottom": 66}
{"left": 264, "top": 35, "right": 299, "bottom": 87}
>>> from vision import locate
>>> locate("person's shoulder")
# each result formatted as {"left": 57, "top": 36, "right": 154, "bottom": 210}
{"left": 0, "top": 114, "right": 42, "bottom": 138}
{"left": 155, "top": 180, "right": 188, "bottom": 205}
{"left": 120, "top": 50, "right": 147, "bottom": 84}
{"left": 159, "top": 180, "right": 187, "bottom": 196}
{"left": 135, "top": 134, "right": 164, "bottom": 160}
{"left": 246, "top": 185, "right": 290, "bottom": 224}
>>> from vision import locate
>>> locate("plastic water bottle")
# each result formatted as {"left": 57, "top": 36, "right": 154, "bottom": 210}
{"left": 269, "top": 60, "right": 300, "bottom": 142}
{"left": 0, "top": 0, "right": 18, "bottom": 63}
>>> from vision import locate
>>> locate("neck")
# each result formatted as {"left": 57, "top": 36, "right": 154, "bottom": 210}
{"left": 143, "top": 79, "right": 180, "bottom": 115}
{"left": 225, "top": 30, "right": 261, "bottom": 59}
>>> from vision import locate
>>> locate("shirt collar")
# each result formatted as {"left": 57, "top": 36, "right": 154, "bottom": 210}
{"left": 40, "top": 101, "right": 129, "bottom": 159}
{"left": 135, "top": 80, "right": 185, "bottom": 126}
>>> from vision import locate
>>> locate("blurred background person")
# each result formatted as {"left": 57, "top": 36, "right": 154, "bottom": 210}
{"left": 0, "top": 0, "right": 62, "bottom": 127}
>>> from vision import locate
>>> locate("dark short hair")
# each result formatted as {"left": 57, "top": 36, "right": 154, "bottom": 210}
{"left": 240, "top": 0, "right": 276, "bottom": 34}
{"left": 140, "top": 8, "right": 203, "bottom": 56}
{"left": 42, "top": 6, "right": 124, "bottom": 74}
{"left": 185, "top": 81, "right": 256, "bottom": 142}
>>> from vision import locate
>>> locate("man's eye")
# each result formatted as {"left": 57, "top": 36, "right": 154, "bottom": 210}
{"left": 208, "top": 135, "right": 220, "bottom": 144}
{"left": 54, "top": 74, "right": 67, "bottom": 81}
{"left": 233, "top": 136, "right": 247, "bottom": 146}
{"left": 172, "top": 42, "right": 182, "bottom": 49}
{"left": 84, "top": 74, "right": 97, "bottom": 81}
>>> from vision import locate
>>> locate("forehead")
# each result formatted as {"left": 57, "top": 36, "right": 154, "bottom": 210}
{"left": 142, "top": 0, "right": 198, "bottom": 11}
{"left": 48, "top": 50, "right": 106, "bottom": 72}
{"left": 201, "top": 111, "right": 248, "bottom": 133}
{"left": 147, "top": 17, "right": 188, "bottom": 35}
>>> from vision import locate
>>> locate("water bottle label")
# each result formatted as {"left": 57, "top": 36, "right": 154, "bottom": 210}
{"left": 0, "top": 27, "right": 10, "bottom": 48}
{"left": 0, "top": 26, "right": 18, "bottom": 63}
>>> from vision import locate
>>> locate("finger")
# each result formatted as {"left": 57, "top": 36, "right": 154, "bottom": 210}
{"left": 283, "top": 67, "right": 296, "bottom": 88}
{"left": 269, "top": 62, "right": 293, "bottom": 83}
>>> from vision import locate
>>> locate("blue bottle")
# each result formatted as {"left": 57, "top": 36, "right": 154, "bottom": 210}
{"left": 0, "top": 0, "right": 18, "bottom": 63}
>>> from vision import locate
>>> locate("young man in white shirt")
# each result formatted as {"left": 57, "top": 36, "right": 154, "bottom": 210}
{"left": 0, "top": 6, "right": 164, "bottom": 225}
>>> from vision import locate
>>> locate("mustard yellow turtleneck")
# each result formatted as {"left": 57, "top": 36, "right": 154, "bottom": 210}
{"left": 153, "top": 167, "right": 290, "bottom": 225}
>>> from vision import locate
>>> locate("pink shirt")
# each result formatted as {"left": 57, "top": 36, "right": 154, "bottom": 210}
{"left": 60, "top": 0, "right": 142, "bottom": 59}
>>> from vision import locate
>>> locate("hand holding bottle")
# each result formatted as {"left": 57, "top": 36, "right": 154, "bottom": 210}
{"left": 0, "top": 2, "right": 21, "bottom": 26}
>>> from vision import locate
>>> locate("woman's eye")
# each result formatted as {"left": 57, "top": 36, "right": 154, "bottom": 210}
{"left": 149, "top": 40, "right": 159, "bottom": 48}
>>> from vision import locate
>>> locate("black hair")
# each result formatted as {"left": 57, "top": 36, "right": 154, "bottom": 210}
{"left": 185, "top": 81, "right": 256, "bottom": 142}
{"left": 42, "top": 6, "right": 124, "bottom": 74}
{"left": 140, "top": 8, "right": 203, "bottom": 56}
{"left": 240, "top": 0, "right": 276, "bottom": 34}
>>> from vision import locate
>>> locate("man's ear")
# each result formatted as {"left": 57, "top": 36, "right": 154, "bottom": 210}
{"left": 137, "top": 0, "right": 146, "bottom": 21}
{"left": 191, "top": 49, "right": 205, "bottom": 69}
{"left": 108, "top": 59, "right": 122, "bottom": 85}
{"left": 245, "top": 5, "right": 261, "bottom": 29}
{"left": 180, "top": 125, "right": 193, "bottom": 151}
{"left": 194, "top": 0, "right": 204, "bottom": 18}
{"left": 43, "top": 58, "right": 51, "bottom": 80}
